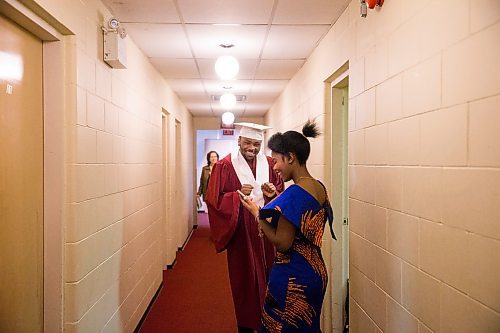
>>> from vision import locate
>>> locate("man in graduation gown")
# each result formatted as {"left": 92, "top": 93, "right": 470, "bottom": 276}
{"left": 205, "top": 123, "right": 284, "bottom": 333}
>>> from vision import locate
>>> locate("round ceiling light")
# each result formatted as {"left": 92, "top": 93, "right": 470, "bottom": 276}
{"left": 220, "top": 93, "right": 237, "bottom": 109}
{"left": 215, "top": 55, "right": 239, "bottom": 80}
{"left": 221, "top": 111, "right": 235, "bottom": 125}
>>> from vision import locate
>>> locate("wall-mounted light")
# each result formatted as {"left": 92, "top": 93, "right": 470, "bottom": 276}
{"left": 221, "top": 111, "right": 235, "bottom": 125}
{"left": 215, "top": 56, "right": 239, "bottom": 80}
{"left": 102, "top": 17, "right": 127, "bottom": 69}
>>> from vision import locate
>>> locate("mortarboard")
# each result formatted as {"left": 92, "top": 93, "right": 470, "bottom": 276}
{"left": 235, "top": 122, "right": 272, "bottom": 141}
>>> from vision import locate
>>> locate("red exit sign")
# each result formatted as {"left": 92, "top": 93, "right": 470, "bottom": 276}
{"left": 222, "top": 129, "right": 234, "bottom": 135}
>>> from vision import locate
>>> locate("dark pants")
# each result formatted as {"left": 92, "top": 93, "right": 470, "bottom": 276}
{"left": 237, "top": 326, "right": 255, "bottom": 333}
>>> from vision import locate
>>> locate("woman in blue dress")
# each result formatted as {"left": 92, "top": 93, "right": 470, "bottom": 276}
{"left": 239, "top": 120, "right": 336, "bottom": 333}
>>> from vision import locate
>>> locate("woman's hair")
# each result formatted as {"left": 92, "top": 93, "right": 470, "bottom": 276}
{"left": 267, "top": 119, "right": 321, "bottom": 165}
{"left": 206, "top": 150, "right": 219, "bottom": 165}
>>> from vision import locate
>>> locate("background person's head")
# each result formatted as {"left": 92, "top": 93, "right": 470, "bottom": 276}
{"left": 206, "top": 151, "right": 219, "bottom": 166}
{"left": 267, "top": 120, "right": 320, "bottom": 181}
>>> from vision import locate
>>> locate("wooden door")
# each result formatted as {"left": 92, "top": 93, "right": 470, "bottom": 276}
{"left": 0, "top": 14, "right": 43, "bottom": 333}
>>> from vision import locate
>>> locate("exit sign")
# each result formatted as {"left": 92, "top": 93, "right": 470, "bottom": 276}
{"left": 222, "top": 129, "right": 234, "bottom": 135}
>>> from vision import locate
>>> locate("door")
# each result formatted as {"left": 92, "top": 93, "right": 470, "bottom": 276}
{"left": 0, "top": 14, "right": 44, "bottom": 332}
{"left": 174, "top": 119, "right": 185, "bottom": 247}
{"left": 162, "top": 112, "right": 171, "bottom": 266}
{"left": 328, "top": 76, "right": 349, "bottom": 331}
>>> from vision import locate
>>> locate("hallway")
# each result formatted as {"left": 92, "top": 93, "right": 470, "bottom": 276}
{"left": 137, "top": 213, "right": 237, "bottom": 333}
{"left": 1, "top": 0, "right": 499, "bottom": 332}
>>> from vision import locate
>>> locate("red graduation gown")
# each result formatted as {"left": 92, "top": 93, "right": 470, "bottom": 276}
{"left": 205, "top": 154, "right": 284, "bottom": 330}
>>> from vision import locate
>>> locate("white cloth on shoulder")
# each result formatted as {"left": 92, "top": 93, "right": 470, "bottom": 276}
{"left": 231, "top": 149, "right": 269, "bottom": 207}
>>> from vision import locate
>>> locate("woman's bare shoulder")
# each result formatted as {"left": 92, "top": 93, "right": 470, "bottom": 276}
{"left": 297, "top": 181, "right": 326, "bottom": 205}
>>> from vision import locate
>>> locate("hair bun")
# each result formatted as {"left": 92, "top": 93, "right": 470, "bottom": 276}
{"left": 302, "top": 119, "right": 320, "bottom": 138}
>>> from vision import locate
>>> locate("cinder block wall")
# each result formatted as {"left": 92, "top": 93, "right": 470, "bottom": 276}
{"left": 32, "top": 0, "right": 194, "bottom": 331}
{"left": 266, "top": 1, "right": 500, "bottom": 332}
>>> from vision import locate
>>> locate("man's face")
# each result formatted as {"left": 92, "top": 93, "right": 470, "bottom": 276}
{"left": 238, "top": 136, "right": 262, "bottom": 162}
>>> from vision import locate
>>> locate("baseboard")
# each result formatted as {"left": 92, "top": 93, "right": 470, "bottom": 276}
{"left": 178, "top": 227, "right": 195, "bottom": 252}
{"left": 133, "top": 281, "right": 163, "bottom": 333}
{"left": 166, "top": 258, "right": 177, "bottom": 269}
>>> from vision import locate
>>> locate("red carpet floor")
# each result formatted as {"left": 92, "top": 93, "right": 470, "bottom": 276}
{"left": 138, "top": 213, "right": 237, "bottom": 333}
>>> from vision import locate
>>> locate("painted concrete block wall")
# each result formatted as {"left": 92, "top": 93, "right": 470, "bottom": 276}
{"left": 31, "top": 0, "right": 194, "bottom": 331}
{"left": 266, "top": 0, "right": 500, "bottom": 332}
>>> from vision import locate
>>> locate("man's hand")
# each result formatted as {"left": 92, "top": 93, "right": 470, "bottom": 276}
{"left": 240, "top": 184, "right": 254, "bottom": 196}
{"left": 261, "top": 182, "right": 276, "bottom": 198}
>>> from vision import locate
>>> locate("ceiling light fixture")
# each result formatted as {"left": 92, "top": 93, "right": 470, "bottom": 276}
{"left": 219, "top": 43, "right": 235, "bottom": 48}
{"left": 221, "top": 111, "right": 235, "bottom": 125}
{"left": 220, "top": 93, "right": 237, "bottom": 109}
{"left": 215, "top": 55, "right": 239, "bottom": 80}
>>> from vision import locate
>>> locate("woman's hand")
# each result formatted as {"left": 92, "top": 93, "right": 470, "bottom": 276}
{"left": 237, "top": 190, "right": 259, "bottom": 217}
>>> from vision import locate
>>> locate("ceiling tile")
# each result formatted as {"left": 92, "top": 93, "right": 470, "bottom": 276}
{"left": 203, "top": 79, "right": 253, "bottom": 95}
{"left": 262, "top": 25, "right": 331, "bottom": 59}
{"left": 250, "top": 80, "right": 289, "bottom": 94}
{"left": 186, "top": 24, "right": 267, "bottom": 58}
{"left": 166, "top": 79, "right": 205, "bottom": 93}
{"left": 273, "top": 0, "right": 349, "bottom": 24}
{"left": 126, "top": 23, "right": 192, "bottom": 58}
{"left": 255, "top": 59, "right": 305, "bottom": 79}
{"left": 178, "top": 0, "right": 274, "bottom": 24}
{"left": 101, "top": 0, "right": 345, "bottom": 121}
{"left": 242, "top": 108, "right": 268, "bottom": 117}
{"left": 244, "top": 102, "right": 272, "bottom": 113}
{"left": 102, "top": 0, "right": 180, "bottom": 23}
{"left": 184, "top": 102, "right": 213, "bottom": 115}
{"left": 176, "top": 92, "right": 210, "bottom": 102}
{"left": 247, "top": 93, "right": 279, "bottom": 104}
{"left": 149, "top": 58, "right": 199, "bottom": 79}
{"left": 190, "top": 109, "right": 214, "bottom": 116}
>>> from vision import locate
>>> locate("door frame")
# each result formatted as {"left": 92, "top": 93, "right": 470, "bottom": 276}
{"left": 323, "top": 62, "right": 349, "bottom": 332}
{"left": 0, "top": 1, "right": 71, "bottom": 331}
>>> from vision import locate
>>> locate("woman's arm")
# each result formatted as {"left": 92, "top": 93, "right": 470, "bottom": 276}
{"left": 239, "top": 194, "right": 295, "bottom": 252}
{"left": 197, "top": 167, "right": 207, "bottom": 195}
{"left": 258, "top": 215, "right": 295, "bottom": 252}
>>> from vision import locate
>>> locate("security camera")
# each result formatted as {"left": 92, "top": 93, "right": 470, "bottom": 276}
{"left": 108, "top": 18, "right": 120, "bottom": 30}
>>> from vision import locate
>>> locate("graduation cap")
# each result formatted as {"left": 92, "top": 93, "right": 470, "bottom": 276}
{"left": 235, "top": 122, "right": 272, "bottom": 141}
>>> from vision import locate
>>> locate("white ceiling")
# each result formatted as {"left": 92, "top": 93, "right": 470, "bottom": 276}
{"left": 102, "top": 0, "right": 350, "bottom": 117}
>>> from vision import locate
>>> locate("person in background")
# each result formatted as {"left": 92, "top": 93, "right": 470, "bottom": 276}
{"left": 205, "top": 123, "right": 284, "bottom": 333}
{"left": 197, "top": 150, "right": 219, "bottom": 205}
{"left": 239, "top": 119, "right": 336, "bottom": 333}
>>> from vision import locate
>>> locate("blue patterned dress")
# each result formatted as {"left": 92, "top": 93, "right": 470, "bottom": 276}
{"left": 258, "top": 184, "right": 335, "bottom": 333}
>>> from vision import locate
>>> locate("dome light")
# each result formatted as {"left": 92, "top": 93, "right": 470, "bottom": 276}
{"left": 215, "top": 56, "right": 239, "bottom": 80}
{"left": 220, "top": 93, "right": 237, "bottom": 109}
{"left": 221, "top": 111, "right": 235, "bottom": 125}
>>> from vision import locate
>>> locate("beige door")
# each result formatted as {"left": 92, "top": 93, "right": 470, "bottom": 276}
{"left": 0, "top": 14, "right": 44, "bottom": 333}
